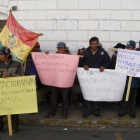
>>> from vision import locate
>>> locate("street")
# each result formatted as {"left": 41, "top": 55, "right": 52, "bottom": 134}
{"left": 0, "top": 126, "right": 140, "bottom": 140}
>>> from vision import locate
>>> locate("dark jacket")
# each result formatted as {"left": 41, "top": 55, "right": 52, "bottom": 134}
{"left": 24, "top": 54, "right": 40, "bottom": 87}
{"left": 125, "top": 77, "right": 140, "bottom": 89}
{"left": 0, "top": 56, "right": 22, "bottom": 77}
{"left": 81, "top": 46, "right": 111, "bottom": 68}
{"left": 111, "top": 53, "right": 117, "bottom": 69}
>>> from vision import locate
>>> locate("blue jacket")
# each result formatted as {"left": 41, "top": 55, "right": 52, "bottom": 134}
{"left": 81, "top": 46, "right": 111, "bottom": 68}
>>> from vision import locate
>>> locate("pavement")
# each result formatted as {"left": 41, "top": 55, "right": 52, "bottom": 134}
{"left": 17, "top": 102, "right": 140, "bottom": 128}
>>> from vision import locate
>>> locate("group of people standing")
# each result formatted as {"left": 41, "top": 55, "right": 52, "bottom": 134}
{"left": 0, "top": 36, "right": 140, "bottom": 133}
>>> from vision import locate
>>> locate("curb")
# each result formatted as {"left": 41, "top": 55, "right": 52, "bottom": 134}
{"left": 19, "top": 118, "right": 140, "bottom": 128}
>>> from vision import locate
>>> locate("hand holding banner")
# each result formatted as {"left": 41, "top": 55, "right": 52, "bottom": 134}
{"left": 0, "top": 76, "right": 38, "bottom": 116}
{"left": 115, "top": 49, "right": 140, "bottom": 77}
{"left": 32, "top": 52, "right": 79, "bottom": 88}
{"left": 77, "top": 68, "right": 127, "bottom": 101}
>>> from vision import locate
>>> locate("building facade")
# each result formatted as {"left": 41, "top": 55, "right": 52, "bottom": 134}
{"left": 0, "top": 0, "right": 140, "bottom": 54}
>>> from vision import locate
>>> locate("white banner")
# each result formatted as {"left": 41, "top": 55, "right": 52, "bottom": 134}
{"left": 115, "top": 49, "right": 140, "bottom": 77}
{"left": 77, "top": 68, "right": 127, "bottom": 101}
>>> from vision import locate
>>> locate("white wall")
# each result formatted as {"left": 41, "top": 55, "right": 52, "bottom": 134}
{"left": 2, "top": 0, "right": 140, "bottom": 54}
{"left": 0, "top": 0, "right": 9, "bottom": 19}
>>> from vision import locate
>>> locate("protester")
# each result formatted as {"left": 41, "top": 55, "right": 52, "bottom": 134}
{"left": 111, "top": 43, "right": 126, "bottom": 69}
{"left": 24, "top": 42, "right": 42, "bottom": 89}
{"left": 76, "top": 45, "right": 85, "bottom": 106}
{"left": 118, "top": 40, "right": 140, "bottom": 118}
{"left": 47, "top": 42, "right": 71, "bottom": 119}
{"left": 81, "top": 37, "right": 111, "bottom": 118}
{"left": 0, "top": 46, "right": 22, "bottom": 132}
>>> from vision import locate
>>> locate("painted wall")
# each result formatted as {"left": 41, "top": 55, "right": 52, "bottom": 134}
{"left": 1, "top": 0, "right": 140, "bottom": 54}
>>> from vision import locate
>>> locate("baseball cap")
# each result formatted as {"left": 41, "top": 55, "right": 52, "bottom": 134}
{"left": 0, "top": 47, "right": 10, "bottom": 55}
{"left": 126, "top": 40, "right": 136, "bottom": 48}
{"left": 78, "top": 45, "right": 85, "bottom": 50}
{"left": 57, "top": 42, "right": 66, "bottom": 48}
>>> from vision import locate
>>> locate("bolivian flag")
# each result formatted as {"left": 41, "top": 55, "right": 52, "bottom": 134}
{"left": 0, "top": 12, "right": 40, "bottom": 63}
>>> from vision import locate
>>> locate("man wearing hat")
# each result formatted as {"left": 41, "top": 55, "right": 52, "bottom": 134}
{"left": 81, "top": 37, "right": 111, "bottom": 118}
{"left": 47, "top": 42, "right": 70, "bottom": 119}
{"left": 0, "top": 46, "right": 22, "bottom": 132}
{"left": 118, "top": 40, "right": 140, "bottom": 118}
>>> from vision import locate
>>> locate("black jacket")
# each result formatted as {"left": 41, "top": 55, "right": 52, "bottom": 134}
{"left": 81, "top": 46, "right": 110, "bottom": 68}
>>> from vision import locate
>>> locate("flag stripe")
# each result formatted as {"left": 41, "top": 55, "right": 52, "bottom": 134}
{"left": 0, "top": 12, "right": 39, "bottom": 63}
{"left": 0, "top": 26, "right": 39, "bottom": 62}
{"left": 6, "top": 13, "right": 39, "bottom": 47}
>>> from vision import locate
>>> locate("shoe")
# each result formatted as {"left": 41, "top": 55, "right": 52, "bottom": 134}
{"left": 94, "top": 113, "right": 102, "bottom": 117}
{"left": 130, "top": 114, "right": 136, "bottom": 119}
{"left": 61, "top": 112, "right": 68, "bottom": 119}
{"left": 118, "top": 113, "right": 125, "bottom": 117}
{"left": 82, "top": 113, "right": 89, "bottom": 119}
{"left": 45, "top": 112, "right": 55, "bottom": 118}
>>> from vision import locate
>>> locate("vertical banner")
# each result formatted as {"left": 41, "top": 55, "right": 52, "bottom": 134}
{"left": 32, "top": 52, "right": 79, "bottom": 88}
{"left": 77, "top": 68, "right": 127, "bottom": 101}
{"left": 115, "top": 49, "right": 140, "bottom": 77}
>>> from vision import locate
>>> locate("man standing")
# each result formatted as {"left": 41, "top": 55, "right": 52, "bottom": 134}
{"left": 0, "top": 46, "right": 22, "bottom": 132}
{"left": 118, "top": 40, "right": 140, "bottom": 118}
{"left": 24, "top": 42, "right": 42, "bottom": 89}
{"left": 47, "top": 42, "right": 71, "bottom": 119}
{"left": 81, "top": 37, "right": 110, "bottom": 118}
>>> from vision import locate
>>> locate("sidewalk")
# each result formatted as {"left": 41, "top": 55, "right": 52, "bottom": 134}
{"left": 19, "top": 102, "right": 140, "bottom": 128}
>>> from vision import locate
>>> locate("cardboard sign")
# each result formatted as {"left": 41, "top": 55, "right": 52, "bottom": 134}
{"left": 32, "top": 52, "right": 79, "bottom": 88}
{"left": 0, "top": 76, "right": 38, "bottom": 115}
{"left": 115, "top": 49, "right": 140, "bottom": 77}
{"left": 77, "top": 68, "right": 127, "bottom": 101}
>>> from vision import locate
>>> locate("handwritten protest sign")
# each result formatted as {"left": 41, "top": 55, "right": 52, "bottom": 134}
{"left": 115, "top": 49, "right": 140, "bottom": 77}
{"left": 0, "top": 76, "right": 38, "bottom": 116}
{"left": 77, "top": 68, "right": 127, "bottom": 101}
{"left": 31, "top": 52, "right": 79, "bottom": 88}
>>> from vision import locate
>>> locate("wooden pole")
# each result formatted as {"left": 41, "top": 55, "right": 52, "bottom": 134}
{"left": 125, "top": 76, "right": 132, "bottom": 101}
{"left": 39, "top": 33, "right": 43, "bottom": 36}
{"left": 7, "top": 115, "right": 13, "bottom": 136}
{"left": 108, "top": 48, "right": 118, "bottom": 51}
{"left": 9, "top": 9, "right": 12, "bottom": 13}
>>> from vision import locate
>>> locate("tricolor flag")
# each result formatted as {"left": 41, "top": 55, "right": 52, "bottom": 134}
{"left": 0, "top": 11, "right": 40, "bottom": 63}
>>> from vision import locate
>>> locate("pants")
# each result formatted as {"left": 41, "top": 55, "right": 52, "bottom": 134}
{"left": 83, "top": 100, "right": 100, "bottom": 115}
{"left": 119, "top": 88, "right": 138, "bottom": 115}
{"left": 0, "top": 115, "right": 19, "bottom": 130}
{"left": 50, "top": 87, "right": 70, "bottom": 115}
